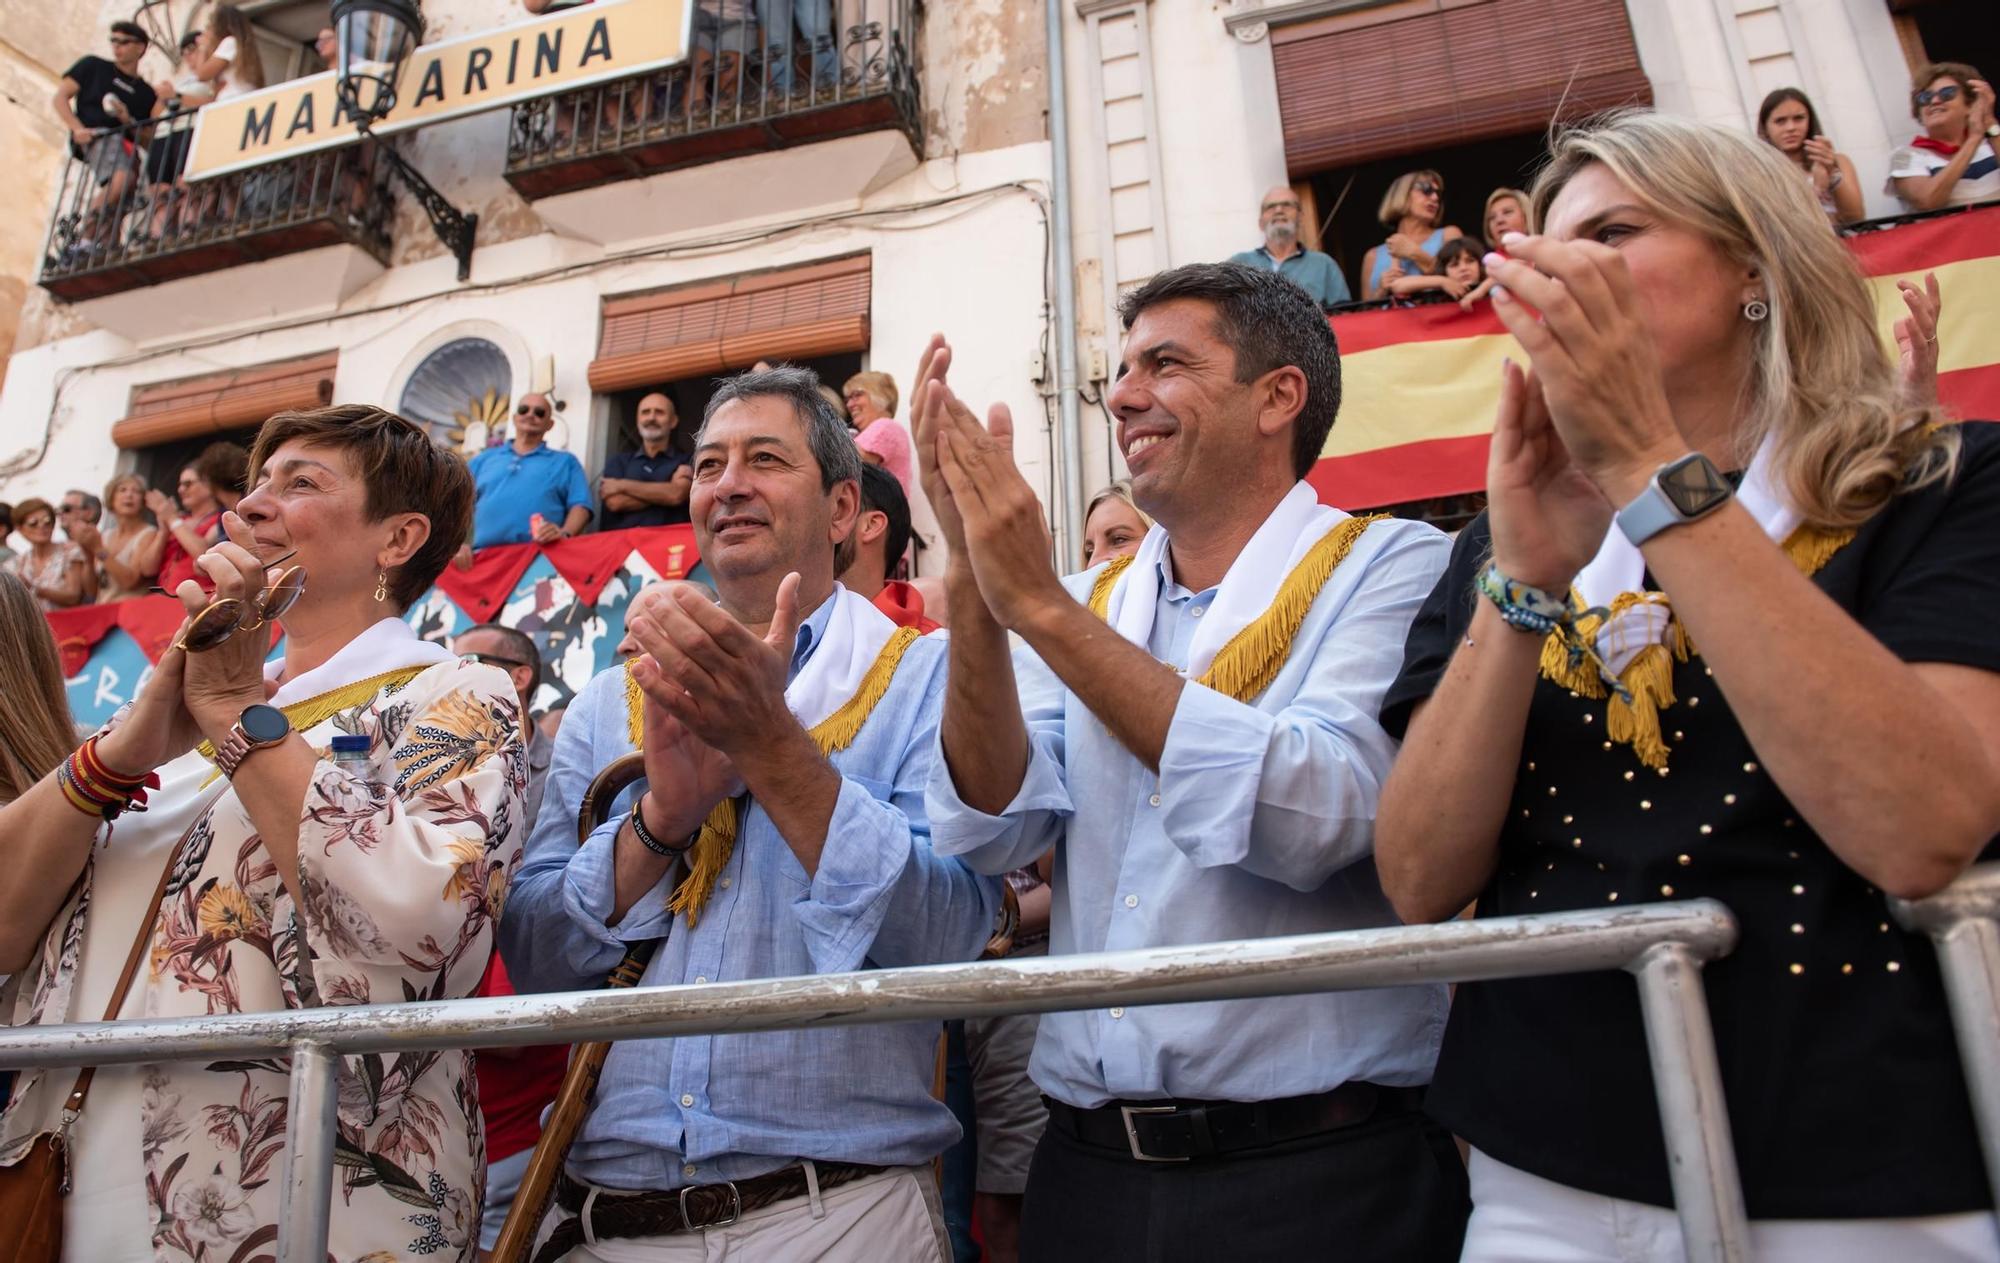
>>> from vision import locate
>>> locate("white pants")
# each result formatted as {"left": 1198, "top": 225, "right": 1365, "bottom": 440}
{"left": 1462, "top": 1148, "right": 2000, "bottom": 1263}
{"left": 553, "top": 1164, "right": 949, "bottom": 1262}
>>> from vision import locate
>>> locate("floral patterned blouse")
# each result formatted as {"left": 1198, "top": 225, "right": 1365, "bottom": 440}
{"left": 0, "top": 646, "right": 526, "bottom": 1262}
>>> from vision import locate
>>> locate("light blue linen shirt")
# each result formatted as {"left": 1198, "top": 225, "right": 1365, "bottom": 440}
{"left": 927, "top": 514, "right": 1453, "bottom": 1108}
{"left": 499, "top": 595, "right": 1002, "bottom": 1189}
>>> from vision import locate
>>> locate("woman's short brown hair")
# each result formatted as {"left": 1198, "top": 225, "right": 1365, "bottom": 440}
{"left": 1910, "top": 61, "right": 1983, "bottom": 117}
{"left": 249, "top": 405, "right": 473, "bottom": 610}
{"left": 11, "top": 498, "right": 55, "bottom": 529}
{"left": 102, "top": 472, "right": 146, "bottom": 514}
{"left": 193, "top": 441, "right": 250, "bottom": 500}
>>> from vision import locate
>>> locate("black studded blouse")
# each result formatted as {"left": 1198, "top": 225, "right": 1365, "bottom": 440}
{"left": 1381, "top": 422, "right": 2000, "bottom": 1219}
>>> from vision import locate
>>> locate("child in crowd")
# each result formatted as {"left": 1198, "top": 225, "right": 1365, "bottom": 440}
{"left": 1385, "top": 235, "right": 1493, "bottom": 310}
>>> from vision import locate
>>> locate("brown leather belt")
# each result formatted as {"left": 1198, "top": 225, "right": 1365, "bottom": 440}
{"left": 532, "top": 1160, "right": 884, "bottom": 1261}
{"left": 1043, "top": 1081, "right": 1422, "bottom": 1162}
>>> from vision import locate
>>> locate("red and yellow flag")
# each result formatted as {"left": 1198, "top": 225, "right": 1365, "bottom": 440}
{"left": 1308, "top": 203, "right": 2000, "bottom": 510}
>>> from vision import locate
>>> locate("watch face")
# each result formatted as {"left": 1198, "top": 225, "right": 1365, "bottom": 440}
{"left": 239, "top": 703, "right": 291, "bottom": 744}
{"left": 1659, "top": 454, "right": 1732, "bottom": 517}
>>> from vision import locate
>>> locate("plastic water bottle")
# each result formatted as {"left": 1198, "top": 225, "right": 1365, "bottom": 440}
{"left": 330, "top": 734, "right": 370, "bottom": 774}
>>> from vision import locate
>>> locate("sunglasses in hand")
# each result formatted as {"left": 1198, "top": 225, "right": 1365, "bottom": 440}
{"left": 162, "top": 551, "right": 308, "bottom": 653}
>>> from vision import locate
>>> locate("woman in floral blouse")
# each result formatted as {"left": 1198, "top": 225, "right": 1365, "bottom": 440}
{"left": 0, "top": 405, "right": 526, "bottom": 1262}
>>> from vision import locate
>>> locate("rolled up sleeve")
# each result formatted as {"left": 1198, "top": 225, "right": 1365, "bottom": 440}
{"left": 1156, "top": 525, "right": 1449, "bottom": 890}
{"left": 925, "top": 643, "right": 1074, "bottom": 876}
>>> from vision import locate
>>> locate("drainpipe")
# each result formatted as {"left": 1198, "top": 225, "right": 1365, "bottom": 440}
{"left": 1046, "top": 0, "right": 1086, "bottom": 565}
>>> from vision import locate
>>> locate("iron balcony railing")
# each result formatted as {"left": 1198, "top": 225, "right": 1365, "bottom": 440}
{"left": 2, "top": 867, "right": 1995, "bottom": 1263}
{"left": 38, "top": 107, "right": 394, "bottom": 302}
{"left": 505, "top": 0, "right": 921, "bottom": 198}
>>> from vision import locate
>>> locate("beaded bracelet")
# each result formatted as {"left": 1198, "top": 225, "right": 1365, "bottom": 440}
{"left": 1476, "top": 563, "right": 1629, "bottom": 702}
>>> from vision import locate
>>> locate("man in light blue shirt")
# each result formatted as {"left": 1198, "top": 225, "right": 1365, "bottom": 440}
{"left": 914, "top": 264, "right": 1467, "bottom": 1260}
{"left": 462, "top": 392, "right": 594, "bottom": 555}
{"left": 500, "top": 367, "right": 998, "bottom": 1260}
{"left": 1227, "top": 183, "right": 1352, "bottom": 309}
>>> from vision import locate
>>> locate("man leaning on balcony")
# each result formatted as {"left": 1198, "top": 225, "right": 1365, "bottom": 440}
{"left": 52, "top": 21, "right": 158, "bottom": 253}
{"left": 498, "top": 366, "right": 1000, "bottom": 1261}
{"left": 456, "top": 391, "right": 594, "bottom": 568}
{"left": 1228, "top": 184, "right": 1351, "bottom": 311}
{"left": 920, "top": 262, "right": 1470, "bottom": 1261}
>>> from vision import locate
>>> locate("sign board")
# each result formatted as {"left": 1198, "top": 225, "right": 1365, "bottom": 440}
{"left": 185, "top": 0, "right": 691, "bottom": 180}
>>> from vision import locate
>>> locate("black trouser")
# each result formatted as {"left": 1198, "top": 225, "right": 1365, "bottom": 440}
{"left": 1019, "top": 1098, "right": 1469, "bottom": 1262}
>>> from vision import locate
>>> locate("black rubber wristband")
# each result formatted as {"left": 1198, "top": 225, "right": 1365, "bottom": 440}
{"left": 629, "top": 796, "right": 696, "bottom": 857}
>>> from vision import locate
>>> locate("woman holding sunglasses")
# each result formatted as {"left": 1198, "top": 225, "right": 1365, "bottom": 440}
{"left": 0, "top": 405, "right": 525, "bottom": 1262}
{"left": 1362, "top": 169, "right": 1463, "bottom": 300}
{"left": 1889, "top": 61, "right": 1999, "bottom": 212}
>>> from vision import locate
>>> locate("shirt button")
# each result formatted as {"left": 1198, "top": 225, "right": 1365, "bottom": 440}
{"left": 1191, "top": 606, "right": 1205, "bottom": 618}
{"left": 1148, "top": 793, "right": 1161, "bottom": 807}
{"left": 719, "top": 878, "right": 731, "bottom": 890}
{"left": 1123, "top": 894, "right": 1139, "bottom": 908}
{"left": 683, "top": 1163, "right": 697, "bottom": 1178}
{"left": 1109, "top": 1007, "right": 1125, "bottom": 1019}
{"left": 680, "top": 1093, "right": 694, "bottom": 1108}
{"left": 694, "top": 976, "right": 707, "bottom": 985}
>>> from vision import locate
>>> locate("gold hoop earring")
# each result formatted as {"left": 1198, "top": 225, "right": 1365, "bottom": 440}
{"left": 373, "top": 571, "right": 389, "bottom": 603}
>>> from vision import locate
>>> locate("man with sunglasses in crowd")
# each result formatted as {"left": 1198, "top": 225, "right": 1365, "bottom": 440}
{"left": 57, "top": 490, "right": 104, "bottom": 604}
{"left": 457, "top": 391, "right": 594, "bottom": 568}
{"left": 52, "top": 22, "right": 158, "bottom": 255}
{"left": 1228, "top": 184, "right": 1350, "bottom": 311}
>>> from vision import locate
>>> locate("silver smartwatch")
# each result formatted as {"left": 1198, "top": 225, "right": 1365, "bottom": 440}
{"left": 1615, "top": 452, "right": 1734, "bottom": 546}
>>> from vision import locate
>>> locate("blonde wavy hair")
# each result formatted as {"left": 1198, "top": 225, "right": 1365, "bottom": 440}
{"left": 0, "top": 570, "right": 75, "bottom": 803}
{"left": 1529, "top": 110, "right": 1955, "bottom": 529}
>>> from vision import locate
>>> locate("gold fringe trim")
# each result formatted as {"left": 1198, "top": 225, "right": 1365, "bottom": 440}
{"left": 1539, "top": 522, "right": 1858, "bottom": 768}
{"left": 624, "top": 657, "right": 645, "bottom": 750}
{"left": 666, "top": 625, "right": 922, "bottom": 927}
{"left": 1084, "top": 516, "right": 1383, "bottom": 704}
{"left": 1086, "top": 555, "right": 1136, "bottom": 619}
{"left": 195, "top": 666, "right": 431, "bottom": 764}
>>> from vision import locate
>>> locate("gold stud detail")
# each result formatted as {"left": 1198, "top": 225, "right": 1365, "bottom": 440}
{"left": 1563, "top": 815, "right": 1574, "bottom": 824}
{"left": 1608, "top": 892, "right": 1619, "bottom": 902}
{"left": 1624, "top": 771, "right": 1635, "bottom": 782}
{"left": 1723, "top": 794, "right": 1736, "bottom": 805}
{"left": 1678, "top": 854, "right": 1692, "bottom": 866}
{"left": 1744, "top": 762, "right": 1758, "bottom": 774}
{"left": 1703, "top": 666, "right": 1713, "bottom": 677}
{"left": 1602, "top": 741, "right": 1613, "bottom": 751}
{"left": 1660, "top": 885, "right": 1675, "bottom": 897}
{"left": 1791, "top": 923, "right": 1804, "bottom": 934}
{"left": 1792, "top": 884, "right": 1806, "bottom": 895}
{"left": 1841, "top": 963, "right": 1853, "bottom": 975}
{"left": 1529, "top": 890, "right": 1538, "bottom": 899}
{"left": 1879, "top": 922, "right": 1890, "bottom": 933}
{"left": 1639, "top": 800, "right": 1653, "bottom": 810}
{"left": 1657, "top": 767, "right": 1670, "bottom": 778}
{"left": 1687, "top": 697, "right": 1700, "bottom": 707}
{"left": 1582, "top": 713, "right": 1594, "bottom": 724}
{"left": 1547, "top": 786, "right": 1558, "bottom": 797}
{"left": 1521, "top": 809, "right": 1531, "bottom": 819}
{"left": 1887, "top": 961, "right": 1901, "bottom": 972}
{"left": 1783, "top": 818, "right": 1796, "bottom": 828}
{"left": 1568, "top": 690, "right": 1580, "bottom": 699}
{"left": 1789, "top": 963, "right": 1804, "bottom": 975}
{"left": 1527, "top": 761, "right": 1536, "bottom": 772}
{"left": 1673, "top": 731, "right": 1684, "bottom": 741}
{"left": 1699, "top": 824, "right": 1713, "bottom": 836}
{"left": 1573, "top": 838, "right": 1583, "bottom": 848}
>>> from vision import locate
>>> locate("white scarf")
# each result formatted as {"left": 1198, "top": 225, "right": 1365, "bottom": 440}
{"left": 1570, "top": 439, "right": 1793, "bottom": 679}
{"left": 267, "top": 616, "right": 454, "bottom": 703}
{"left": 1105, "top": 481, "right": 1348, "bottom": 679}
{"left": 788, "top": 585, "right": 900, "bottom": 729}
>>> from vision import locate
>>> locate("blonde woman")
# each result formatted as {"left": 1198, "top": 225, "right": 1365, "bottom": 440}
{"left": 0, "top": 406, "right": 523, "bottom": 1261}
{"left": 95, "top": 473, "right": 163, "bottom": 601}
{"left": 1375, "top": 111, "right": 1999, "bottom": 1259}
{"left": 1483, "top": 187, "right": 1533, "bottom": 245}
{"left": 0, "top": 570, "right": 74, "bottom": 804}
{"left": 1080, "top": 481, "right": 1151, "bottom": 568}
{"left": 1361, "top": 169, "right": 1462, "bottom": 300}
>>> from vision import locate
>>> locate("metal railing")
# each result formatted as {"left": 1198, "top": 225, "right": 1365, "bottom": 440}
{"left": 38, "top": 107, "right": 394, "bottom": 301}
{"left": 0, "top": 870, "right": 1993, "bottom": 1263}
{"left": 506, "top": 0, "right": 921, "bottom": 190}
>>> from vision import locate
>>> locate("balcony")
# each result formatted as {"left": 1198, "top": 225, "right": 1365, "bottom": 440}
{"left": 504, "top": 0, "right": 921, "bottom": 200}
{"left": 38, "top": 109, "right": 393, "bottom": 303}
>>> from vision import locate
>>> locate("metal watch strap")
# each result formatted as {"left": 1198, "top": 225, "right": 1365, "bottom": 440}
{"left": 629, "top": 797, "right": 696, "bottom": 857}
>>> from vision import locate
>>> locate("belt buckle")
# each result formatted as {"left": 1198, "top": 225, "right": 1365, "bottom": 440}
{"left": 679, "top": 1180, "right": 743, "bottom": 1230}
{"left": 1119, "top": 1104, "right": 1188, "bottom": 1163}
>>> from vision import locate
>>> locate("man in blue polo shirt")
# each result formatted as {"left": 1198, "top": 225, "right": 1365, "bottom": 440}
{"left": 458, "top": 392, "right": 594, "bottom": 564}
{"left": 1228, "top": 184, "right": 1351, "bottom": 310}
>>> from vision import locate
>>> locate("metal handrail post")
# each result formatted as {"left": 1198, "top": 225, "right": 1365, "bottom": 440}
{"left": 1889, "top": 861, "right": 2000, "bottom": 1211}
{"left": 277, "top": 1041, "right": 339, "bottom": 1263}
{"left": 1630, "top": 944, "right": 1750, "bottom": 1262}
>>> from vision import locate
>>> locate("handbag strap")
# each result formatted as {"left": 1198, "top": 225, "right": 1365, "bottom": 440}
{"left": 58, "top": 806, "right": 211, "bottom": 1121}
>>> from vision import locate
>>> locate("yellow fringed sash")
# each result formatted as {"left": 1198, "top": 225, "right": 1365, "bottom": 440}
{"left": 1088, "top": 515, "right": 1383, "bottom": 704}
{"left": 194, "top": 665, "right": 432, "bottom": 764}
{"left": 623, "top": 626, "right": 924, "bottom": 926}
{"left": 1538, "top": 523, "right": 1857, "bottom": 768}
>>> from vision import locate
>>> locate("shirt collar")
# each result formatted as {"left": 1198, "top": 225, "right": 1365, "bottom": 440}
{"left": 789, "top": 590, "right": 839, "bottom": 680}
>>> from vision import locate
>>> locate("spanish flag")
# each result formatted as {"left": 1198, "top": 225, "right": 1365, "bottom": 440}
{"left": 1309, "top": 203, "right": 2000, "bottom": 510}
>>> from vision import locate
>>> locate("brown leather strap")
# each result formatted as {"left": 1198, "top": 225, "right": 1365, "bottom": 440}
{"left": 60, "top": 807, "right": 211, "bottom": 1119}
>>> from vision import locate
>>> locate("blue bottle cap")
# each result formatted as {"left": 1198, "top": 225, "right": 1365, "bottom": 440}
{"left": 330, "top": 734, "right": 370, "bottom": 755}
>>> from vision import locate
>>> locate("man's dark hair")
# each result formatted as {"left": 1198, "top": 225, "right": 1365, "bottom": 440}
{"left": 194, "top": 441, "right": 250, "bottom": 500}
{"left": 248, "top": 405, "right": 475, "bottom": 610}
{"left": 697, "top": 364, "right": 862, "bottom": 491}
{"left": 856, "top": 463, "right": 912, "bottom": 574}
{"left": 1117, "top": 262, "right": 1340, "bottom": 480}
{"left": 456, "top": 622, "right": 541, "bottom": 700}
{"left": 1435, "top": 236, "right": 1486, "bottom": 274}
{"left": 110, "top": 21, "right": 149, "bottom": 46}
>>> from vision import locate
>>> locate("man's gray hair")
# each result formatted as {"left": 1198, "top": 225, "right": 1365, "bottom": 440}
{"left": 65, "top": 489, "right": 102, "bottom": 516}
{"left": 698, "top": 365, "right": 862, "bottom": 491}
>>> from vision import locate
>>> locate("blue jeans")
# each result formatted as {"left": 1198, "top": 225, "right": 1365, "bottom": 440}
{"left": 939, "top": 1020, "right": 982, "bottom": 1263}
{"left": 755, "top": 0, "right": 837, "bottom": 93}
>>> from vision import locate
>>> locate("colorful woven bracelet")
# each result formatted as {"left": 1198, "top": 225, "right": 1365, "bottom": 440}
{"left": 1476, "top": 564, "right": 1571, "bottom": 635}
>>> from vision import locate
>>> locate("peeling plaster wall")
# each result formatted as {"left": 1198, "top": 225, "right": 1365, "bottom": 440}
{"left": 924, "top": 0, "right": 1048, "bottom": 158}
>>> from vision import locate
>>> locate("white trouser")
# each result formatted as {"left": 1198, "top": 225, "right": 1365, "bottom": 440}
{"left": 552, "top": 1164, "right": 949, "bottom": 1262}
{"left": 1461, "top": 1147, "right": 2000, "bottom": 1263}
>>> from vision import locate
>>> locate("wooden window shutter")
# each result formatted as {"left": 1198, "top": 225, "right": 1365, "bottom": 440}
{"left": 1272, "top": 0, "right": 1652, "bottom": 175}
{"left": 113, "top": 351, "right": 339, "bottom": 450}
{"left": 588, "top": 254, "right": 872, "bottom": 393}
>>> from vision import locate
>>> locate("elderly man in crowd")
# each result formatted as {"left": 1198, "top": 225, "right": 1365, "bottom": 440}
{"left": 458, "top": 391, "right": 593, "bottom": 567}
{"left": 1228, "top": 184, "right": 1350, "bottom": 310}
{"left": 599, "top": 391, "right": 695, "bottom": 531}
{"left": 919, "top": 262, "right": 1467, "bottom": 1260}
{"left": 500, "top": 365, "right": 1001, "bottom": 1260}
{"left": 57, "top": 489, "right": 104, "bottom": 604}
